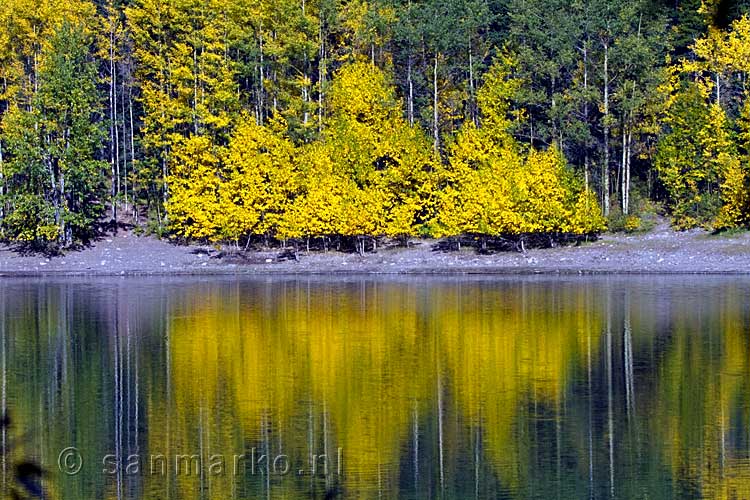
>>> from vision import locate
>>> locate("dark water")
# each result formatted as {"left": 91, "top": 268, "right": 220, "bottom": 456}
{"left": 1, "top": 276, "right": 749, "bottom": 499}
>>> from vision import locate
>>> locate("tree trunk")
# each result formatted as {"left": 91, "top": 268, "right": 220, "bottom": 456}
{"left": 625, "top": 129, "right": 632, "bottom": 215}
{"left": 716, "top": 72, "right": 721, "bottom": 105}
{"left": 0, "top": 141, "right": 4, "bottom": 225}
{"left": 469, "top": 47, "right": 477, "bottom": 127}
{"left": 120, "top": 77, "right": 127, "bottom": 216}
{"left": 583, "top": 41, "right": 590, "bottom": 191}
{"left": 602, "top": 41, "right": 610, "bottom": 217}
{"left": 128, "top": 90, "right": 135, "bottom": 221}
{"left": 114, "top": 55, "right": 120, "bottom": 220}
{"left": 47, "top": 144, "right": 59, "bottom": 241}
{"left": 406, "top": 0, "right": 415, "bottom": 125}
{"left": 530, "top": 119, "right": 534, "bottom": 147}
{"left": 59, "top": 170, "right": 67, "bottom": 246}
{"left": 407, "top": 54, "right": 414, "bottom": 126}
{"left": 302, "top": 3, "right": 310, "bottom": 130}
{"left": 259, "top": 30, "right": 265, "bottom": 123}
{"left": 433, "top": 54, "right": 439, "bottom": 154}
{"left": 193, "top": 46, "right": 199, "bottom": 134}
{"left": 162, "top": 154, "right": 168, "bottom": 213}
{"left": 621, "top": 125, "right": 627, "bottom": 215}
{"left": 110, "top": 25, "right": 118, "bottom": 234}
{"left": 318, "top": 19, "right": 325, "bottom": 133}
{"left": 621, "top": 128, "right": 632, "bottom": 216}
{"left": 551, "top": 75, "right": 558, "bottom": 149}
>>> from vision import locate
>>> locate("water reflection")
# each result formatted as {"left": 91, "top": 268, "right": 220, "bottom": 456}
{"left": 0, "top": 277, "right": 749, "bottom": 499}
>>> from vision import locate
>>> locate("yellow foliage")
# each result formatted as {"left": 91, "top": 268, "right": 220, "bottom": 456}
{"left": 166, "top": 61, "right": 602, "bottom": 244}
{"left": 671, "top": 16, "right": 750, "bottom": 229}
{"left": 570, "top": 190, "right": 608, "bottom": 234}
{"left": 277, "top": 145, "right": 345, "bottom": 240}
{"left": 434, "top": 57, "right": 603, "bottom": 238}
{"left": 222, "top": 117, "right": 298, "bottom": 240}
{"left": 167, "top": 117, "right": 298, "bottom": 243}
{"left": 624, "top": 215, "right": 642, "bottom": 232}
{"left": 690, "top": 15, "right": 750, "bottom": 74}
{"left": 715, "top": 155, "right": 749, "bottom": 230}
{"left": 166, "top": 135, "right": 226, "bottom": 241}
{"left": 326, "top": 62, "right": 436, "bottom": 238}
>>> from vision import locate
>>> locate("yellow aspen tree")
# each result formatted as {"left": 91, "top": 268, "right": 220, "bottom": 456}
{"left": 716, "top": 97, "right": 750, "bottom": 229}
{"left": 277, "top": 143, "right": 345, "bottom": 245}
{"left": 165, "top": 136, "right": 226, "bottom": 241}
{"left": 515, "top": 148, "right": 572, "bottom": 234}
{"left": 127, "top": 0, "right": 239, "bottom": 219}
{"left": 437, "top": 55, "right": 603, "bottom": 240}
{"left": 223, "top": 117, "right": 298, "bottom": 242}
{"left": 670, "top": 15, "right": 750, "bottom": 229}
{"left": 325, "top": 61, "right": 435, "bottom": 242}
{"left": 436, "top": 122, "right": 514, "bottom": 237}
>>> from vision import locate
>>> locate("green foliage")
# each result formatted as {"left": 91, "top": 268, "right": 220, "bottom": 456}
{"left": 1, "top": 20, "right": 106, "bottom": 247}
{"left": 655, "top": 83, "right": 724, "bottom": 228}
{"left": 656, "top": 16, "right": 750, "bottom": 230}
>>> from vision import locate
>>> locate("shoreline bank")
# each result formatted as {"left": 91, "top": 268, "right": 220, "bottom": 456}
{"left": 1, "top": 224, "right": 750, "bottom": 277}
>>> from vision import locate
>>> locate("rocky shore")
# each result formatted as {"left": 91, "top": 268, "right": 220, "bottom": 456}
{"left": 1, "top": 222, "right": 749, "bottom": 276}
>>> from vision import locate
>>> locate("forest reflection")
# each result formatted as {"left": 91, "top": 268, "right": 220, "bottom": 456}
{"left": 0, "top": 277, "right": 749, "bottom": 499}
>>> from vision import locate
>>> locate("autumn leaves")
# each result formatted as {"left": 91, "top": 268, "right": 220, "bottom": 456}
{"left": 166, "top": 61, "right": 604, "bottom": 247}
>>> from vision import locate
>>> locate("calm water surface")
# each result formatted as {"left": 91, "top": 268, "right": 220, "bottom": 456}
{"left": 1, "top": 276, "right": 749, "bottom": 499}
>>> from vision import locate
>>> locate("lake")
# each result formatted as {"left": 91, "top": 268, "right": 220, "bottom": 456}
{"left": 0, "top": 276, "right": 748, "bottom": 499}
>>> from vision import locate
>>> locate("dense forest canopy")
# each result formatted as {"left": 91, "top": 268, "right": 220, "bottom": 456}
{"left": 1, "top": 0, "right": 750, "bottom": 249}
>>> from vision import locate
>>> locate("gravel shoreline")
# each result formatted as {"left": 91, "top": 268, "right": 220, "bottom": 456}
{"left": 1, "top": 222, "right": 749, "bottom": 276}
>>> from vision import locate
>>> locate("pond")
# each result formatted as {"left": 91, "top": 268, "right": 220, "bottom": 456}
{"left": 0, "top": 276, "right": 748, "bottom": 499}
